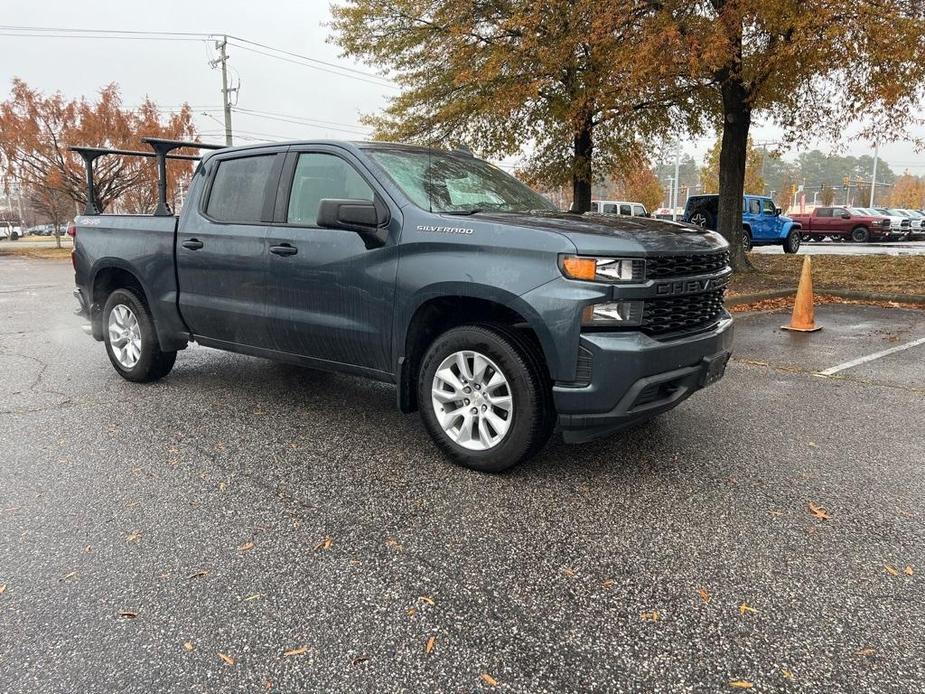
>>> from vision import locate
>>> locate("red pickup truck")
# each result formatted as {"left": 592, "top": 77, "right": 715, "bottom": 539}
{"left": 789, "top": 206, "right": 892, "bottom": 243}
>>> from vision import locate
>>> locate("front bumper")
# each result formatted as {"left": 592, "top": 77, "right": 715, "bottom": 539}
{"left": 555, "top": 315, "right": 734, "bottom": 443}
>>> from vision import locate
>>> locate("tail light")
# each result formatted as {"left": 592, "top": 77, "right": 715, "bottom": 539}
{"left": 68, "top": 222, "right": 77, "bottom": 270}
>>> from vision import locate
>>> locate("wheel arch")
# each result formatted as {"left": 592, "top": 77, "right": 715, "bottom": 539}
{"left": 395, "top": 285, "right": 554, "bottom": 414}
{"left": 88, "top": 261, "right": 152, "bottom": 341}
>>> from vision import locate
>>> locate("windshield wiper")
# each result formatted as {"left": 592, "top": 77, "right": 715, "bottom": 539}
{"left": 442, "top": 208, "right": 484, "bottom": 215}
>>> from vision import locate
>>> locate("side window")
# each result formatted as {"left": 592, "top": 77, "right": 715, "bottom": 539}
{"left": 632, "top": 205, "right": 645, "bottom": 216}
{"left": 591, "top": 202, "right": 599, "bottom": 212}
{"left": 748, "top": 199, "right": 761, "bottom": 215}
{"left": 817, "top": 208, "right": 832, "bottom": 217}
{"left": 287, "top": 153, "right": 374, "bottom": 226}
{"left": 206, "top": 155, "right": 277, "bottom": 223}
{"left": 762, "top": 199, "right": 775, "bottom": 214}
{"left": 619, "top": 204, "right": 631, "bottom": 215}
{"left": 833, "top": 207, "right": 847, "bottom": 217}
{"left": 603, "top": 203, "right": 617, "bottom": 214}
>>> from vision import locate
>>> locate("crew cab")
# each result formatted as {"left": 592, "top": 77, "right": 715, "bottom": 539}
{"left": 590, "top": 200, "right": 649, "bottom": 217}
{"left": 70, "top": 138, "right": 733, "bottom": 472}
{"left": 684, "top": 194, "right": 802, "bottom": 253}
{"left": 788, "top": 206, "right": 892, "bottom": 243}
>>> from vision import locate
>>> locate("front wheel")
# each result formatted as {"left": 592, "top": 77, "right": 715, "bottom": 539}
{"left": 417, "top": 324, "right": 553, "bottom": 472}
{"left": 783, "top": 229, "right": 801, "bottom": 254}
{"left": 851, "top": 226, "right": 870, "bottom": 243}
{"left": 103, "top": 288, "right": 177, "bottom": 383}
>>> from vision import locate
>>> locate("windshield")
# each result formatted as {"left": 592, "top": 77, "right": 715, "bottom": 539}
{"left": 848, "top": 208, "right": 867, "bottom": 215}
{"left": 366, "top": 148, "right": 556, "bottom": 214}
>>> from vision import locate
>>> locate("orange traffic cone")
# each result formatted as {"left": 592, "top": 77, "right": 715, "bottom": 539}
{"left": 781, "top": 256, "right": 821, "bottom": 332}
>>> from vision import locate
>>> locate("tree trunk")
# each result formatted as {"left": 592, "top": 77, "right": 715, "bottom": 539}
{"left": 571, "top": 115, "right": 593, "bottom": 213}
{"left": 54, "top": 225, "right": 62, "bottom": 249}
{"left": 717, "top": 79, "right": 753, "bottom": 272}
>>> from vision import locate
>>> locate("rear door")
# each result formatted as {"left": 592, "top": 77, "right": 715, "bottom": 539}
{"left": 263, "top": 147, "right": 399, "bottom": 373}
{"left": 176, "top": 148, "right": 286, "bottom": 347}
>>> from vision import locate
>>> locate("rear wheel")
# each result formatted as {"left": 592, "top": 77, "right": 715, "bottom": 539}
{"left": 417, "top": 324, "right": 553, "bottom": 472}
{"left": 741, "top": 228, "right": 753, "bottom": 253}
{"left": 103, "top": 288, "right": 177, "bottom": 383}
{"left": 783, "top": 229, "right": 801, "bottom": 254}
{"left": 850, "top": 226, "right": 869, "bottom": 243}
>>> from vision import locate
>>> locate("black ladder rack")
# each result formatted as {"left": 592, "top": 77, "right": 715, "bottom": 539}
{"left": 69, "top": 138, "right": 225, "bottom": 216}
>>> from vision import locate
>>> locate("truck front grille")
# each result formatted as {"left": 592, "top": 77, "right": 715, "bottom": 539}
{"left": 645, "top": 251, "right": 729, "bottom": 279}
{"left": 641, "top": 287, "right": 727, "bottom": 336}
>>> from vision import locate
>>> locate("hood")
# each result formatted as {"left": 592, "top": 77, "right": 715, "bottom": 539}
{"left": 459, "top": 210, "right": 728, "bottom": 255}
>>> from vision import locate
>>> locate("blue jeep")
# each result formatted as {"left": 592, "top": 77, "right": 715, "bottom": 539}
{"left": 684, "top": 194, "right": 802, "bottom": 254}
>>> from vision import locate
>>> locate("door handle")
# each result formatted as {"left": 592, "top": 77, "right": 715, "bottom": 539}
{"left": 181, "top": 239, "right": 204, "bottom": 250}
{"left": 270, "top": 244, "right": 298, "bottom": 257}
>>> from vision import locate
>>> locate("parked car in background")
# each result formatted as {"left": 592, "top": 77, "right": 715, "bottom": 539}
{"left": 898, "top": 210, "right": 925, "bottom": 238}
{"left": 590, "top": 200, "right": 649, "bottom": 217}
{"left": 872, "top": 208, "right": 912, "bottom": 238}
{"left": 789, "top": 206, "right": 892, "bottom": 243}
{"left": 0, "top": 223, "right": 23, "bottom": 240}
{"left": 684, "top": 194, "right": 802, "bottom": 253}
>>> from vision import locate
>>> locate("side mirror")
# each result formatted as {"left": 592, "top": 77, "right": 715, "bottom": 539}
{"left": 841, "top": 213, "right": 851, "bottom": 219}
{"left": 317, "top": 198, "right": 389, "bottom": 246}
{"left": 775, "top": 207, "right": 782, "bottom": 216}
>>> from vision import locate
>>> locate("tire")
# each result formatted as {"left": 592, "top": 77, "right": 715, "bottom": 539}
{"left": 10, "top": 231, "right": 19, "bottom": 241}
{"left": 783, "top": 229, "right": 801, "bottom": 254}
{"left": 850, "top": 226, "right": 869, "bottom": 243}
{"left": 102, "top": 288, "right": 177, "bottom": 383}
{"left": 417, "top": 324, "right": 553, "bottom": 473}
{"left": 741, "top": 228, "right": 753, "bottom": 253}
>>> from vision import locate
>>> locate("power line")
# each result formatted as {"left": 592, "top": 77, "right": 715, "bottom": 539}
{"left": 232, "top": 107, "right": 371, "bottom": 134}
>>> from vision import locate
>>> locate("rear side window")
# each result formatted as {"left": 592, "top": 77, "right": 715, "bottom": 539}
{"left": 206, "top": 155, "right": 277, "bottom": 223}
{"left": 817, "top": 208, "right": 832, "bottom": 217}
{"left": 748, "top": 199, "right": 761, "bottom": 215}
{"left": 287, "top": 153, "right": 374, "bottom": 226}
{"left": 619, "top": 204, "right": 631, "bottom": 215}
{"left": 602, "top": 203, "right": 617, "bottom": 214}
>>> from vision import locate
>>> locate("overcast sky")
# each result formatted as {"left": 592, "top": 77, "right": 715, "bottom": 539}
{"left": 2, "top": 0, "right": 924, "bottom": 177}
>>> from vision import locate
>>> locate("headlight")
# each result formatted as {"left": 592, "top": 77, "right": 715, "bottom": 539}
{"left": 560, "top": 255, "right": 643, "bottom": 283}
{"left": 581, "top": 301, "right": 644, "bottom": 326}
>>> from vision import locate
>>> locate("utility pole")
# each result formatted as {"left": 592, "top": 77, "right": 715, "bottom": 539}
{"left": 213, "top": 36, "right": 235, "bottom": 146}
{"left": 672, "top": 140, "right": 681, "bottom": 220}
{"left": 869, "top": 143, "right": 879, "bottom": 208}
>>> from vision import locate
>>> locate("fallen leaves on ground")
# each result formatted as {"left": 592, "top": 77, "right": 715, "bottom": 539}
{"left": 119, "top": 611, "right": 137, "bottom": 619}
{"left": 857, "top": 647, "right": 877, "bottom": 657}
{"left": 62, "top": 571, "right": 78, "bottom": 580}
{"left": 782, "top": 669, "right": 795, "bottom": 679}
{"left": 126, "top": 531, "right": 142, "bottom": 543}
{"left": 562, "top": 567, "right": 577, "bottom": 577}
{"left": 641, "top": 610, "right": 661, "bottom": 621}
{"left": 698, "top": 587, "right": 711, "bottom": 604}
{"left": 729, "top": 680, "right": 753, "bottom": 689}
{"left": 601, "top": 579, "right": 614, "bottom": 589}
{"left": 314, "top": 536, "right": 333, "bottom": 551}
{"left": 218, "top": 652, "right": 235, "bottom": 666}
{"left": 352, "top": 655, "right": 368, "bottom": 666}
{"left": 242, "top": 593, "right": 261, "bottom": 602}
{"left": 739, "top": 603, "right": 759, "bottom": 615}
{"left": 905, "top": 565, "right": 914, "bottom": 576}
{"left": 187, "top": 570, "right": 209, "bottom": 579}
{"left": 0, "top": 584, "right": 6, "bottom": 594}
{"left": 183, "top": 641, "right": 195, "bottom": 652}
{"left": 283, "top": 645, "right": 308, "bottom": 657}
{"left": 884, "top": 565, "right": 899, "bottom": 576}
{"left": 808, "top": 502, "right": 830, "bottom": 521}
{"left": 406, "top": 607, "right": 416, "bottom": 618}
{"left": 425, "top": 636, "right": 436, "bottom": 654}
{"left": 419, "top": 596, "right": 435, "bottom": 606}
{"left": 385, "top": 538, "right": 402, "bottom": 552}
{"left": 238, "top": 541, "right": 255, "bottom": 553}
{"left": 480, "top": 673, "right": 498, "bottom": 687}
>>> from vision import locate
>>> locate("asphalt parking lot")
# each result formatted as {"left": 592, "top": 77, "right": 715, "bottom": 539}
{"left": 753, "top": 240, "right": 925, "bottom": 256}
{"left": 2, "top": 257, "right": 924, "bottom": 693}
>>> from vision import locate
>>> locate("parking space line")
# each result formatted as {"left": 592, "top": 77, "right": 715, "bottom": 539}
{"left": 817, "top": 336, "right": 925, "bottom": 376}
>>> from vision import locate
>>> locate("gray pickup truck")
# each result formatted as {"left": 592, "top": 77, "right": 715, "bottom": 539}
{"left": 70, "top": 138, "right": 733, "bottom": 472}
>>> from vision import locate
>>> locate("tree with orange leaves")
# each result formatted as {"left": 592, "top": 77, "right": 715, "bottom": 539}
{"left": 889, "top": 173, "right": 925, "bottom": 209}
{"left": 0, "top": 79, "right": 197, "bottom": 214}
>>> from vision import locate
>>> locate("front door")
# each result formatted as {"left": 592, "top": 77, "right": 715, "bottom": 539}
{"left": 176, "top": 149, "right": 285, "bottom": 347}
{"left": 263, "top": 148, "right": 399, "bottom": 373}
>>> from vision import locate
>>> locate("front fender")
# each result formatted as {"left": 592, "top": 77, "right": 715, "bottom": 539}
{"left": 779, "top": 221, "right": 802, "bottom": 237}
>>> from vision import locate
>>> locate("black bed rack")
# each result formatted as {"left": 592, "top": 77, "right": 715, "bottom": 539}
{"left": 68, "top": 137, "right": 225, "bottom": 217}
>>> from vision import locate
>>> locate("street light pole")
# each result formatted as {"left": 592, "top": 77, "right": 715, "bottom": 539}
{"left": 869, "top": 144, "right": 879, "bottom": 208}
{"left": 672, "top": 140, "right": 681, "bottom": 220}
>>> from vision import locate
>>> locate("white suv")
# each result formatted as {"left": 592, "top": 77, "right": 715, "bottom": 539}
{"left": 590, "top": 200, "right": 649, "bottom": 217}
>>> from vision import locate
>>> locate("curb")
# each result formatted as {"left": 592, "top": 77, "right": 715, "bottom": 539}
{"left": 727, "top": 288, "right": 925, "bottom": 306}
